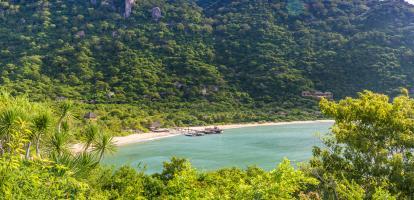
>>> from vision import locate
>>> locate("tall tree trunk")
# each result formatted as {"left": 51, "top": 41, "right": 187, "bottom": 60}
{"left": 35, "top": 136, "right": 41, "bottom": 157}
{"left": 25, "top": 142, "right": 32, "bottom": 159}
{"left": 57, "top": 113, "right": 66, "bottom": 134}
{"left": 58, "top": 118, "right": 63, "bottom": 133}
{"left": 6, "top": 134, "right": 11, "bottom": 153}
{"left": 0, "top": 140, "right": 4, "bottom": 156}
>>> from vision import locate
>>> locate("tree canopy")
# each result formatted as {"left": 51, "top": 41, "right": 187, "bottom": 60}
{"left": 1, "top": 90, "right": 414, "bottom": 199}
{"left": 1, "top": 0, "right": 414, "bottom": 103}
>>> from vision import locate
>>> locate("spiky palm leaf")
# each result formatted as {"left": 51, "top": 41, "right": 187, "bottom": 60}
{"left": 0, "top": 108, "right": 28, "bottom": 154}
{"left": 72, "top": 152, "right": 99, "bottom": 177}
{"left": 0, "top": 109, "right": 20, "bottom": 139}
{"left": 50, "top": 152, "right": 99, "bottom": 178}
{"left": 57, "top": 101, "right": 73, "bottom": 133}
{"left": 83, "top": 124, "right": 99, "bottom": 151}
{"left": 48, "top": 130, "right": 70, "bottom": 155}
{"left": 93, "top": 133, "right": 116, "bottom": 162}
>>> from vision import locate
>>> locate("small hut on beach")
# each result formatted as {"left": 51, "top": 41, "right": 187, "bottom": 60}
{"left": 149, "top": 121, "right": 162, "bottom": 131}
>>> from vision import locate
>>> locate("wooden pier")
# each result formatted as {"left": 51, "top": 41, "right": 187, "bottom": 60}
{"left": 183, "top": 127, "right": 223, "bottom": 137}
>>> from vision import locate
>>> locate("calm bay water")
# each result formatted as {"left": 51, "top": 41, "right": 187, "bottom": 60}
{"left": 102, "top": 122, "right": 332, "bottom": 174}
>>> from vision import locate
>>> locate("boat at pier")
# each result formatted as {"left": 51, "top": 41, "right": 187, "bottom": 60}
{"left": 203, "top": 127, "right": 223, "bottom": 134}
{"left": 184, "top": 131, "right": 205, "bottom": 137}
{"left": 184, "top": 127, "right": 223, "bottom": 137}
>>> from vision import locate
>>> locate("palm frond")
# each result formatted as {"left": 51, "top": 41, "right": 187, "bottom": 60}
{"left": 93, "top": 133, "right": 116, "bottom": 161}
{"left": 48, "top": 131, "right": 70, "bottom": 155}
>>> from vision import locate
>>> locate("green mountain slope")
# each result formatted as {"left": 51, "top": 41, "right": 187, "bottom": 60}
{"left": 1, "top": 0, "right": 414, "bottom": 103}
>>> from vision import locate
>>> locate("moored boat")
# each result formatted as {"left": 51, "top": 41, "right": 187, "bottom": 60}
{"left": 184, "top": 130, "right": 205, "bottom": 137}
{"left": 184, "top": 127, "right": 223, "bottom": 136}
{"left": 204, "top": 127, "right": 223, "bottom": 134}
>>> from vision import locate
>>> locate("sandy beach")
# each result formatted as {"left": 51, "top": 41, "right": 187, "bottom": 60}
{"left": 71, "top": 120, "right": 333, "bottom": 153}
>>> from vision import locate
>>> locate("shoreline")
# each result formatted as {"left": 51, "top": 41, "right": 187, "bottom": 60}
{"left": 71, "top": 120, "right": 334, "bottom": 153}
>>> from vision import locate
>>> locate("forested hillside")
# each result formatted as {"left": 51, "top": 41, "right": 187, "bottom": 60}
{"left": 1, "top": 0, "right": 414, "bottom": 101}
{"left": 3, "top": 1, "right": 414, "bottom": 198}
{"left": 1, "top": 0, "right": 414, "bottom": 130}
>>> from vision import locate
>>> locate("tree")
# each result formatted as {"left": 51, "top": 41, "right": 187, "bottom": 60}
{"left": 311, "top": 91, "right": 414, "bottom": 198}
{"left": 56, "top": 101, "right": 72, "bottom": 134}
{"left": 0, "top": 109, "right": 22, "bottom": 154}
{"left": 32, "top": 112, "right": 52, "bottom": 157}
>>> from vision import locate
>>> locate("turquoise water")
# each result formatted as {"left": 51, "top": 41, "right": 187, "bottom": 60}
{"left": 102, "top": 122, "right": 332, "bottom": 174}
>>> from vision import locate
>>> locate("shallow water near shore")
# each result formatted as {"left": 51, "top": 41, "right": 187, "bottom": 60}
{"left": 102, "top": 122, "right": 332, "bottom": 174}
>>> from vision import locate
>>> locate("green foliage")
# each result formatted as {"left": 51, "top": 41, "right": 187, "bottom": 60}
{"left": 1, "top": 0, "right": 413, "bottom": 116}
{"left": 1, "top": 89, "right": 412, "bottom": 199}
{"left": 372, "top": 185, "right": 397, "bottom": 200}
{"left": 2, "top": 0, "right": 414, "bottom": 197}
{"left": 0, "top": 155, "right": 93, "bottom": 199}
{"left": 0, "top": 91, "right": 109, "bottom": 198}
{"left": 93, "top": 157, "right": 319, "bottom": 199}
{"left": 92, "top": 132, "right": 116, "bottom": 161}
{"left": 0, "top": 155, "right": 317, "bottom": 199}
{"left": 48, "top": 130, "right": 70, "bottom": 156}
{"left": 83, "top": 124, "right": 99, "bottom": 151}
{"left": 310, "top": 91, "right": 414, "bottom": 198}
{"left": 336, "top": 179, "right": 365, "bottom": 200}
{"left": 32, "top": 111, "right": 52, "bottom": 156}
